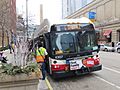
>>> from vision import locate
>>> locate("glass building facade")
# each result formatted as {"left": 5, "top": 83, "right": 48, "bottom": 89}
{"left": 62, "top": 0, "right": 93, "bottom": 18}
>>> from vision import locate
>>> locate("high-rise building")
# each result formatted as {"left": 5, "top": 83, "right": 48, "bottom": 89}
{"left": 62, "top": 0, "right": 75, "bottom": 18}
{"left": 62, "top": 0, "right": 93, "bottom": 18}
{"left": 62, "top": 0, "right": 67, "bottom": 18}
{"left": 75, "top": 0, "right": 82, "bottom": 11}
{"left": 0, "top": 0, "right": 16, "bottom": 47}
{"left": 81, "top": 0, "right": 87, "bottom": 7}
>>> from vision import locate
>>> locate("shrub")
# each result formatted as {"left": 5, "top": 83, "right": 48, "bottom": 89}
{"left": 0, "top": 62, "right": 39, "bottom": 76}
{"left": 0, "top": 45, "right": 9, "bottom": 51}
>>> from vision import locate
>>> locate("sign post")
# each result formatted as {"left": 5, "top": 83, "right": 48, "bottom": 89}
{"left": 88, "top": 12, "right": 96, "bottom": 22}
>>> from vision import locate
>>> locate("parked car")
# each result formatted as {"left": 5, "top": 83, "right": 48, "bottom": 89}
{"left": 99, "top": 44, "right": 114, "bottom": 52}
{"left": 114, "top": 42, "right": 120, "bottom": 53}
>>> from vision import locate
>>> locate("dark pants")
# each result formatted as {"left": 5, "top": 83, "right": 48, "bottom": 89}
{"left": 41, "top": 62, "right": 46, "bottom": 80}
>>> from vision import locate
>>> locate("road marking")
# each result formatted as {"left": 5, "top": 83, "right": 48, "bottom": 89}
{"left": 103, "top": 66, "right": 120, "bottom": 74}
{"left": 95, "top": 76, "right": 120, "bottom": 89}
{"left": 45, "top": 77, "right": 53, "bottom": 90}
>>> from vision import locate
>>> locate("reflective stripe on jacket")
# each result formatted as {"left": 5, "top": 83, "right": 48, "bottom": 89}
{"left": 36, "top": 47, "right": 47, "bottom": 63}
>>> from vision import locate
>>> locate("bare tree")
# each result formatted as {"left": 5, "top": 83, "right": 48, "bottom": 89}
{"left": 0, "top": 0, "right": 11, "bottom": 47}
{"left": 16, "top": 15, "right": 26, "bottom": 41}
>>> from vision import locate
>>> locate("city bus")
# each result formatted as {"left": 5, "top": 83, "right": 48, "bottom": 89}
{"left": 32, "top": 17, "right": 102, "bottom": 78}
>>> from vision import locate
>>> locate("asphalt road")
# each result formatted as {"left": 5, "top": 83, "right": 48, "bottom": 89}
{"left": 47, "top": 51, "right": 120, "bottom": 90}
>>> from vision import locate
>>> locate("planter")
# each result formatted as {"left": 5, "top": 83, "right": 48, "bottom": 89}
{"left": 0, "top": 72, "right": 40, "bottom": 90}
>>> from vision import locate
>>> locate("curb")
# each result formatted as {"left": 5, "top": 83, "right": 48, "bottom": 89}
{"left": 45, "top": 77, "right": 53, "bottom": 90}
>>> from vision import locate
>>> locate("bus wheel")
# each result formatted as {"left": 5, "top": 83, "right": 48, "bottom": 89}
{"left": 104, "top": 48, "right": 108, "bottom": 52}
{"left": 117, "top": 48, "right": 120, "bottom": 53}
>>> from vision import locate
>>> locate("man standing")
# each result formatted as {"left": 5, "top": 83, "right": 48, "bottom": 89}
{"left": 35, "top": 43, "right": 48, "bottom": 80}
{"left": 8, "top": 43, "right": 12, "bottom": 54}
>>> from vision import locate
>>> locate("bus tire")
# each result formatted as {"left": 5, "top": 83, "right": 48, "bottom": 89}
{"left": 104, "top": 48, "right": 108, "bottom": 52}
{"left": 117, "top": 48, "right": 120, "bottom": 53}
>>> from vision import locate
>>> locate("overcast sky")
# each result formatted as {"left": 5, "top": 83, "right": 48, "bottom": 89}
{"left": 16, "top": 0, "right": 62, "bottom": 25}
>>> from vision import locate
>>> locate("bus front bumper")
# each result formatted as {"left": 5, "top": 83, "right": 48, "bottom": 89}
{"left": 52, "top": 64, "right": 102, "bottom": 78}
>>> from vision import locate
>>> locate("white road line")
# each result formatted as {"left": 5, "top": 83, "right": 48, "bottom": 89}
{"left": 103, "top": 66, "right": 120, "bottom": 74}
{"left": 95, "top": 76, "right": 120, "bottom": 89}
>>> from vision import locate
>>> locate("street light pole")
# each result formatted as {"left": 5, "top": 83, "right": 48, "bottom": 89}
{"left": 26, "top": 0, "right": 28, "bottom": 40}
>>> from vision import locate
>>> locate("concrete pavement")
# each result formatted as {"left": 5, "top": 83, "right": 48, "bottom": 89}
{"left": 38, "top": 79, "right": 49, "bottom": 90}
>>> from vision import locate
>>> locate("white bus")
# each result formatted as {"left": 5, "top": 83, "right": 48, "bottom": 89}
{"left": 31, "top": 17, "right": 102, "bottom": 79}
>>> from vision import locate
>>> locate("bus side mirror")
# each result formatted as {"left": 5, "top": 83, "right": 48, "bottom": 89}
{"left": 97, "top": 45, "right": 100, "bottom": 52}
{"left": 45, "top": 33, "right": 50, "bottom": 39}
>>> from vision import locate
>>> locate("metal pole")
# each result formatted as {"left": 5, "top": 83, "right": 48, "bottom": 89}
{"left": 26, "top": 0, "right": 28, "bottom": 40}
{"left": 62, "top": 0, "right": 63, "bottom": 19}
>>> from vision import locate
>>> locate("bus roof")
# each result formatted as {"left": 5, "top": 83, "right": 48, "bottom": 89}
{"left": 49, "top": 17, "right": 93, "bottom": 25}
{"left": 33, "top": 17, "right": 94, "bottom": 38}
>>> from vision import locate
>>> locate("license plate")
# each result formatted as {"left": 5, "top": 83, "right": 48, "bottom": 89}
{"left": 70, "top": 60, "right": 83, "bottom": 70}
{"left": 70, "top": 64, "right": 79, "bottom": 70}
{"left": 87, "top": 61, "right": 94, "bottom": 65}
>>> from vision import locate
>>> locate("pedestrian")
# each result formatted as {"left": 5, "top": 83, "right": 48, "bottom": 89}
{"left": 0, "top": 52, "right": 7, "bottom": 63}
{"left": 11, "top": 41, "right": 15, "bottom": 53}
{"left": 0, "top": 52, "right": 4, "bottom": 62}
{"left": 14, "top": 44, "right": 17, "bottom": 59}
{"left": 8, "top": 43, "right": 12, "bottom": 54}
{"left": 35, "top": 43, "right": 48, "bottom": 80}
{"left": 111, "top": 42, "right": 114, "bottom": 47}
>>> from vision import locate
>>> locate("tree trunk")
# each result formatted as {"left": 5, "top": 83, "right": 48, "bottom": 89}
{"left": 2, "top": 26, "right": 4, "bottom": 47}
{"left": 6, "top": 30, "right": 9, "bottom": 46}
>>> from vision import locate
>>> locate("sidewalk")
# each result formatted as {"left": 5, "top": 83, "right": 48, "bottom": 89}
{"left": 3, "top": 50, "right": 20, "bottom": 65}
{"left": 2, "top": 50, "right": 49, "bottom": 90}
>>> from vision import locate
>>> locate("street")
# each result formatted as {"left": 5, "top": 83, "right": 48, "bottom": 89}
{"left": 47, "top": 51, "right": 120, "bottom": 90}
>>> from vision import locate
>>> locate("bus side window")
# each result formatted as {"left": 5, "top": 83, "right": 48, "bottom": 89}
{"left": 51, "top": 25, "right": 56, "bottom": 31}
{"left": 45, "top": 33, "right": 51, "bottom": 55}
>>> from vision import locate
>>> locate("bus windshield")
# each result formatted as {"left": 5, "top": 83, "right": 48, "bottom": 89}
{"left": 51, "top": 32, "right": 77, "bottom": 55}
{"left": 50, "top": 24, "right": 97, "bottom": 55}
{"left": 76, "top": 31, "right": 97, "bottom": 51}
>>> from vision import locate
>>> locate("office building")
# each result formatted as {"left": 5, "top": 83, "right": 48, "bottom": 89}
{"left": 62, "top": 0, "right": 120, "bottom": 43}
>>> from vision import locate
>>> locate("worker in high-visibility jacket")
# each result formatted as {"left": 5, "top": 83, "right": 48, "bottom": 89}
{"left": 35, "top": 43, "right": 48, "bottom": 80}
